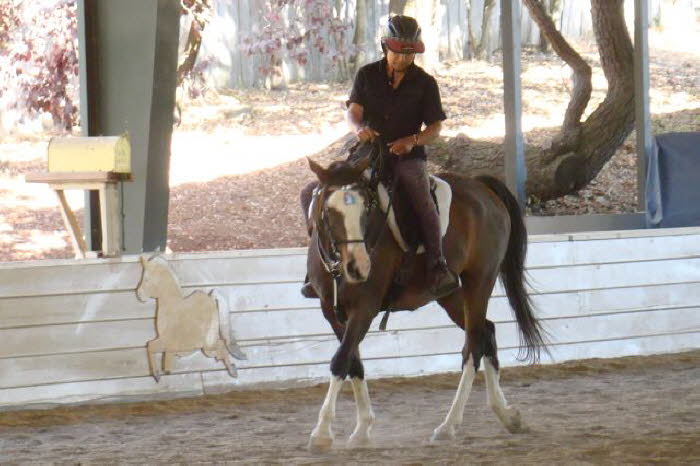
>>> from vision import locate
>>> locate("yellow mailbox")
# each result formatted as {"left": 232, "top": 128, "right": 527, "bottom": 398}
{"left": 26, "top": 134, "right": 132, "bottom": 258}
{"left": 48, "top": 133, "right": 131, "bottom": 173}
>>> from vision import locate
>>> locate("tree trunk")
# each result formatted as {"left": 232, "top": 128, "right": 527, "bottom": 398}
{"left": 389, "top": 0, "right": 408, "bottom": 15}
{"left": 466, "top": 1, "right": 476, "bottom": 59}
{"left": 538, "top": 0, "right": 560, "bottom": 53}
{"left": 474, "top": 0, "right": 495, "bottom": 60}
{"left": 417, "top": 0, "right": 441, "bottom": 72}
{"left": 176, "top": 0, "right": 210, "bottom": 86}
{"left": 438, "top": 0, "right": 635, "bottom": 202}
{"left": 352, "top": 0, "right": 368, "bottom": 73}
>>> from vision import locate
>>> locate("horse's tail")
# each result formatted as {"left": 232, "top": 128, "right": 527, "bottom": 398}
{"left": 476, "top": 175, "right": 549, "bottom": 363}
{"left": 210, "top": 290, "right": 247, "bottom": 360}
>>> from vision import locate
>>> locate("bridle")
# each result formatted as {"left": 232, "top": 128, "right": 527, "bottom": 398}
{"left": 310, "top": 143, "right": 394, "bottom": 321}
{"left": 313, "top": 181, "right": 373, "bottom": 278}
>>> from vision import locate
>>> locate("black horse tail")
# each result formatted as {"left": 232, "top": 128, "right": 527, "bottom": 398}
{"left": 476, "top": 175, "right": 549, "bottom": 363}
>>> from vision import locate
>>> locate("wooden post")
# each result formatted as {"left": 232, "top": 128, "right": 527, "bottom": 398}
{"left": 99, "top": 183, "right": 121, "bottom": 256}
{"left": 500, "top": 0, "right": 526, "bottom": 207}
{"left": 634, "top": 0, "right": 651, "bottom": 212}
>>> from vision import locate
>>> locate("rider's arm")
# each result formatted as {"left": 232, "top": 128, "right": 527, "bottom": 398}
{"left": 346, "top": 103, "right": 365, "bottom": 134}
{"left": 415, "top": 120, "right": 442, "bottom": 146}
{"left": 347, "top": 102, "right": 379, "bottom": 142}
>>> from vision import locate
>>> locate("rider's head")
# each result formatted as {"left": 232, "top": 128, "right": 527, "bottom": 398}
{"left": 381, "top": 15, "right": 425, "bottom": 54}
{"left": 381, "top": 15, "right": 424, "bottom": 72}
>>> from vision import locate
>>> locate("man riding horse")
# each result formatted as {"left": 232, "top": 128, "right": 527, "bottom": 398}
{"left": 300, "top": 16, "right": 547, "bottom": 451}
{"left": 301, "top": 14, "right": 459, "bottom": 299}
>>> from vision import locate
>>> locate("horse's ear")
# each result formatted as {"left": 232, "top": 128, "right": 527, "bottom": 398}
{"left": 307, "top": 157, "right": 329, "bottom": 184}
{"left": 352, "top": 156, "right": 371, "bottom": 175}
{"left": 139, "top": 255, "right": 146, "bottom": 266}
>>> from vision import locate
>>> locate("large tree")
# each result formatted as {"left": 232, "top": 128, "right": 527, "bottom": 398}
{"left": 439, "top": 0, "right": 636, "bottom": 202}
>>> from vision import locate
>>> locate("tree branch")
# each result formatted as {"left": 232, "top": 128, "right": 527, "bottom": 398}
{"left": 522, "top": 0, "right": 592, "bottom": 130}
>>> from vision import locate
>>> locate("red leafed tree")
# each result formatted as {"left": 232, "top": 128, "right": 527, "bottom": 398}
{"left": 241, "top": 0, "right": 356, "bottom": 86}
{"left": 0, "top": 0, "right": 79, "bottom": 131}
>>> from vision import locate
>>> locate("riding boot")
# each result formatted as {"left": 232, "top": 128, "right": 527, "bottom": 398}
{"left": 395, "top": 158, "right": 459, "bottom": 298}
{"left": 301, "top": 274, "right": 319, "bottom": 298}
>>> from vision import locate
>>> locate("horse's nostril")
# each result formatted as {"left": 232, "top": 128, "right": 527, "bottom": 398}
{"left": 347, "top": 260, "right": 362, "bottom": 280}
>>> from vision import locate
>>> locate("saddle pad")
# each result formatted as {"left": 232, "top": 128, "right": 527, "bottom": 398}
{"left": 377, "top": 175, "right": 452, "bottom": 253}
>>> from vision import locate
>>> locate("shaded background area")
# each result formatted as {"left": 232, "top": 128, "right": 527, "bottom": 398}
{"left": 2, "top": 45, "right": 697, "bottom": 261}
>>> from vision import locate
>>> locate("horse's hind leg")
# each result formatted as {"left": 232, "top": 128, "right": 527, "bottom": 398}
{"left": 432, "top": 275, "right": 493, "bottom": 442}
{"left": 212, "top": 340, "right": 238, "bottom": 377}
{"left": 482, "top": 319, "right": 523, "bottom": 433}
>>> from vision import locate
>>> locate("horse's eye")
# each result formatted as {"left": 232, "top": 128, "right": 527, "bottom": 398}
{"left": 344, "top": 193, "right": 356, "bottom": 205}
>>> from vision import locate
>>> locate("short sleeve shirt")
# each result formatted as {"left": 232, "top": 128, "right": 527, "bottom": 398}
{"left": 346, "top": 58, "right": 447, "bottom": 160}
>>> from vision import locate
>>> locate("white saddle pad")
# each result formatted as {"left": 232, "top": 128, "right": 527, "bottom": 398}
{"left": 307, "top": 174, "right": 453, "bottom": 254}
{"left": 377, "top": 175, "right": 452, "bottom": 253}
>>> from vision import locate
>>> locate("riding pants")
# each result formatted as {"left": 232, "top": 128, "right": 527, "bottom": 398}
{"left": 393, "top": 157, "right": 443, "bottom": 265}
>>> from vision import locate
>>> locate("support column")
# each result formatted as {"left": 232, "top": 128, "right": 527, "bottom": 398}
{"left": 77, "top": 0, "right": 180, "bottom": 253}
{"left": 634, "top": 0, "right": 651, "bottom": 212}
{"left": 500, "top": 0, "right": 526, "bottom": 207}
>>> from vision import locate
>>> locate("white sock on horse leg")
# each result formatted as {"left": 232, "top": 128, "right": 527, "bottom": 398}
{"left": 484, "top": 356, "right": 522, "bottom": 432}
{"left": 431, "top": 354, "right": 476, "bottom": 441}
{"left": 309, "top": 376, "right": 344, "bottom": 448}
{"left": 348, "top": 377, "right": 375, "bottom": 446}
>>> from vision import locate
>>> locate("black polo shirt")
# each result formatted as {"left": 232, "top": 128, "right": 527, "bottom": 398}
{"left": 346, "top": 58, "right": 447, "bottom": 160}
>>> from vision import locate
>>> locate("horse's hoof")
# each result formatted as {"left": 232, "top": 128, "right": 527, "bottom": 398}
{"left": 430, "top": 423, "right": 455, "bottom": 442}
{"left": 308, "top": 434, "right": 334, "bottom": 453}
{"left": 152, "top": 372, "right": 161, "bottom": 383}
{"left": 347, "top": 432, "right": 372, "bottom": 448}
{"left": 498, "top": 407, "right": 525, "bottom": 433}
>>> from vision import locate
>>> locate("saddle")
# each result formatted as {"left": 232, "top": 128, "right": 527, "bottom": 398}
{"left": 348, "top": 141, "right": 452, "bottom": 255}
{"left": 375, "top": 175, "right": 452, "bottom": 253}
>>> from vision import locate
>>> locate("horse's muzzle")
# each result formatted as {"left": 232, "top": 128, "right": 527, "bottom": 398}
{"left": 343, "top": 244, "right": 371, "bottom": 283}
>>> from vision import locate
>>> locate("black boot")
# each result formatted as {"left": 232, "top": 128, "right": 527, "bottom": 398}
{"left": 428, "top": 257, "right": 460, "bottom": 298}
{"left": 301, "top": 275, "right": 318, "bottom": 298}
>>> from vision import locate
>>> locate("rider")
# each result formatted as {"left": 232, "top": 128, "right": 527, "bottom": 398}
{"left": 301, "top": 15, "right": 459, "bottom": 298}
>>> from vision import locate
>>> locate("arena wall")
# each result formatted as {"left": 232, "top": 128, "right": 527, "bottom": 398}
{"left": 1, "top": 227, "right": 699, "bottom": 410}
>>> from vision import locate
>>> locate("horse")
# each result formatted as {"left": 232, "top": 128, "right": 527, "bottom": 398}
{"left": 302, "top": 151, "right": 547, "bottom": 451}
{"left": 136, "top": 254, "right": 246, "bottom": 381}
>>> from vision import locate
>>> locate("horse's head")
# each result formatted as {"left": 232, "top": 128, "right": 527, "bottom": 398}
{"left": 136, "top": 253, "right": 178, "bottom": 302}
{"left": 308, "top": 156, "right": 373, "bottom": 283}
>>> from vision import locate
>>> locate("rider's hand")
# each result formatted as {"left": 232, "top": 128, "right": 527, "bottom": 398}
{"left": 356, "top": 126, "right": 380, "bottom": 143}
{"left": 388, "top": 135, "right": 416, "bottom": 156}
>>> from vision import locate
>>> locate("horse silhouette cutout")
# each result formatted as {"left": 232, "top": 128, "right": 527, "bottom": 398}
{"left": 136, "top": 254, "right": 247, "bottom": 381}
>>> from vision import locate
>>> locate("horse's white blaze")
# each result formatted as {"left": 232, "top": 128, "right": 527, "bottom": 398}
{"left": 309, "top": 376, "right": 344, "bottom": 448}
{"left": 348, "top": 377, "right": 375, "bottom": 446}
{"left": 431, "top": 355, "right": 476, "bottom": 441}
{"left": 484, "top": 356, "right": 522, "bottom": 432}
{"left": 327, "top": 190, "right": 370, "bottom": 282}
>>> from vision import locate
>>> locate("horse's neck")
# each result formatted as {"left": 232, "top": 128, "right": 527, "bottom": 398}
{"left": 150, "top": 271, "right": 183, "bottom": 303}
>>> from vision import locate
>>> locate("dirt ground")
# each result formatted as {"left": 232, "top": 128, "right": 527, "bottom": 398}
{"left": 1, "top": 45, "right": 698, "bottom": 262}
{"left": 1, "top": 350, "right": 698, "bottom": 464}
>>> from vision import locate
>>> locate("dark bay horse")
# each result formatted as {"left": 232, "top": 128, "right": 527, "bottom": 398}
{"left": 304, "top": 155, "right": 547, "bottom": 451}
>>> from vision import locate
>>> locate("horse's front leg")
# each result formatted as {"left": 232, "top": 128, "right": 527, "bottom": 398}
{"left": 348, "top": 366, "right": 375, "bottom": 448}
{"left": 309, "top": 306, "right": 373, "bottom": 452}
